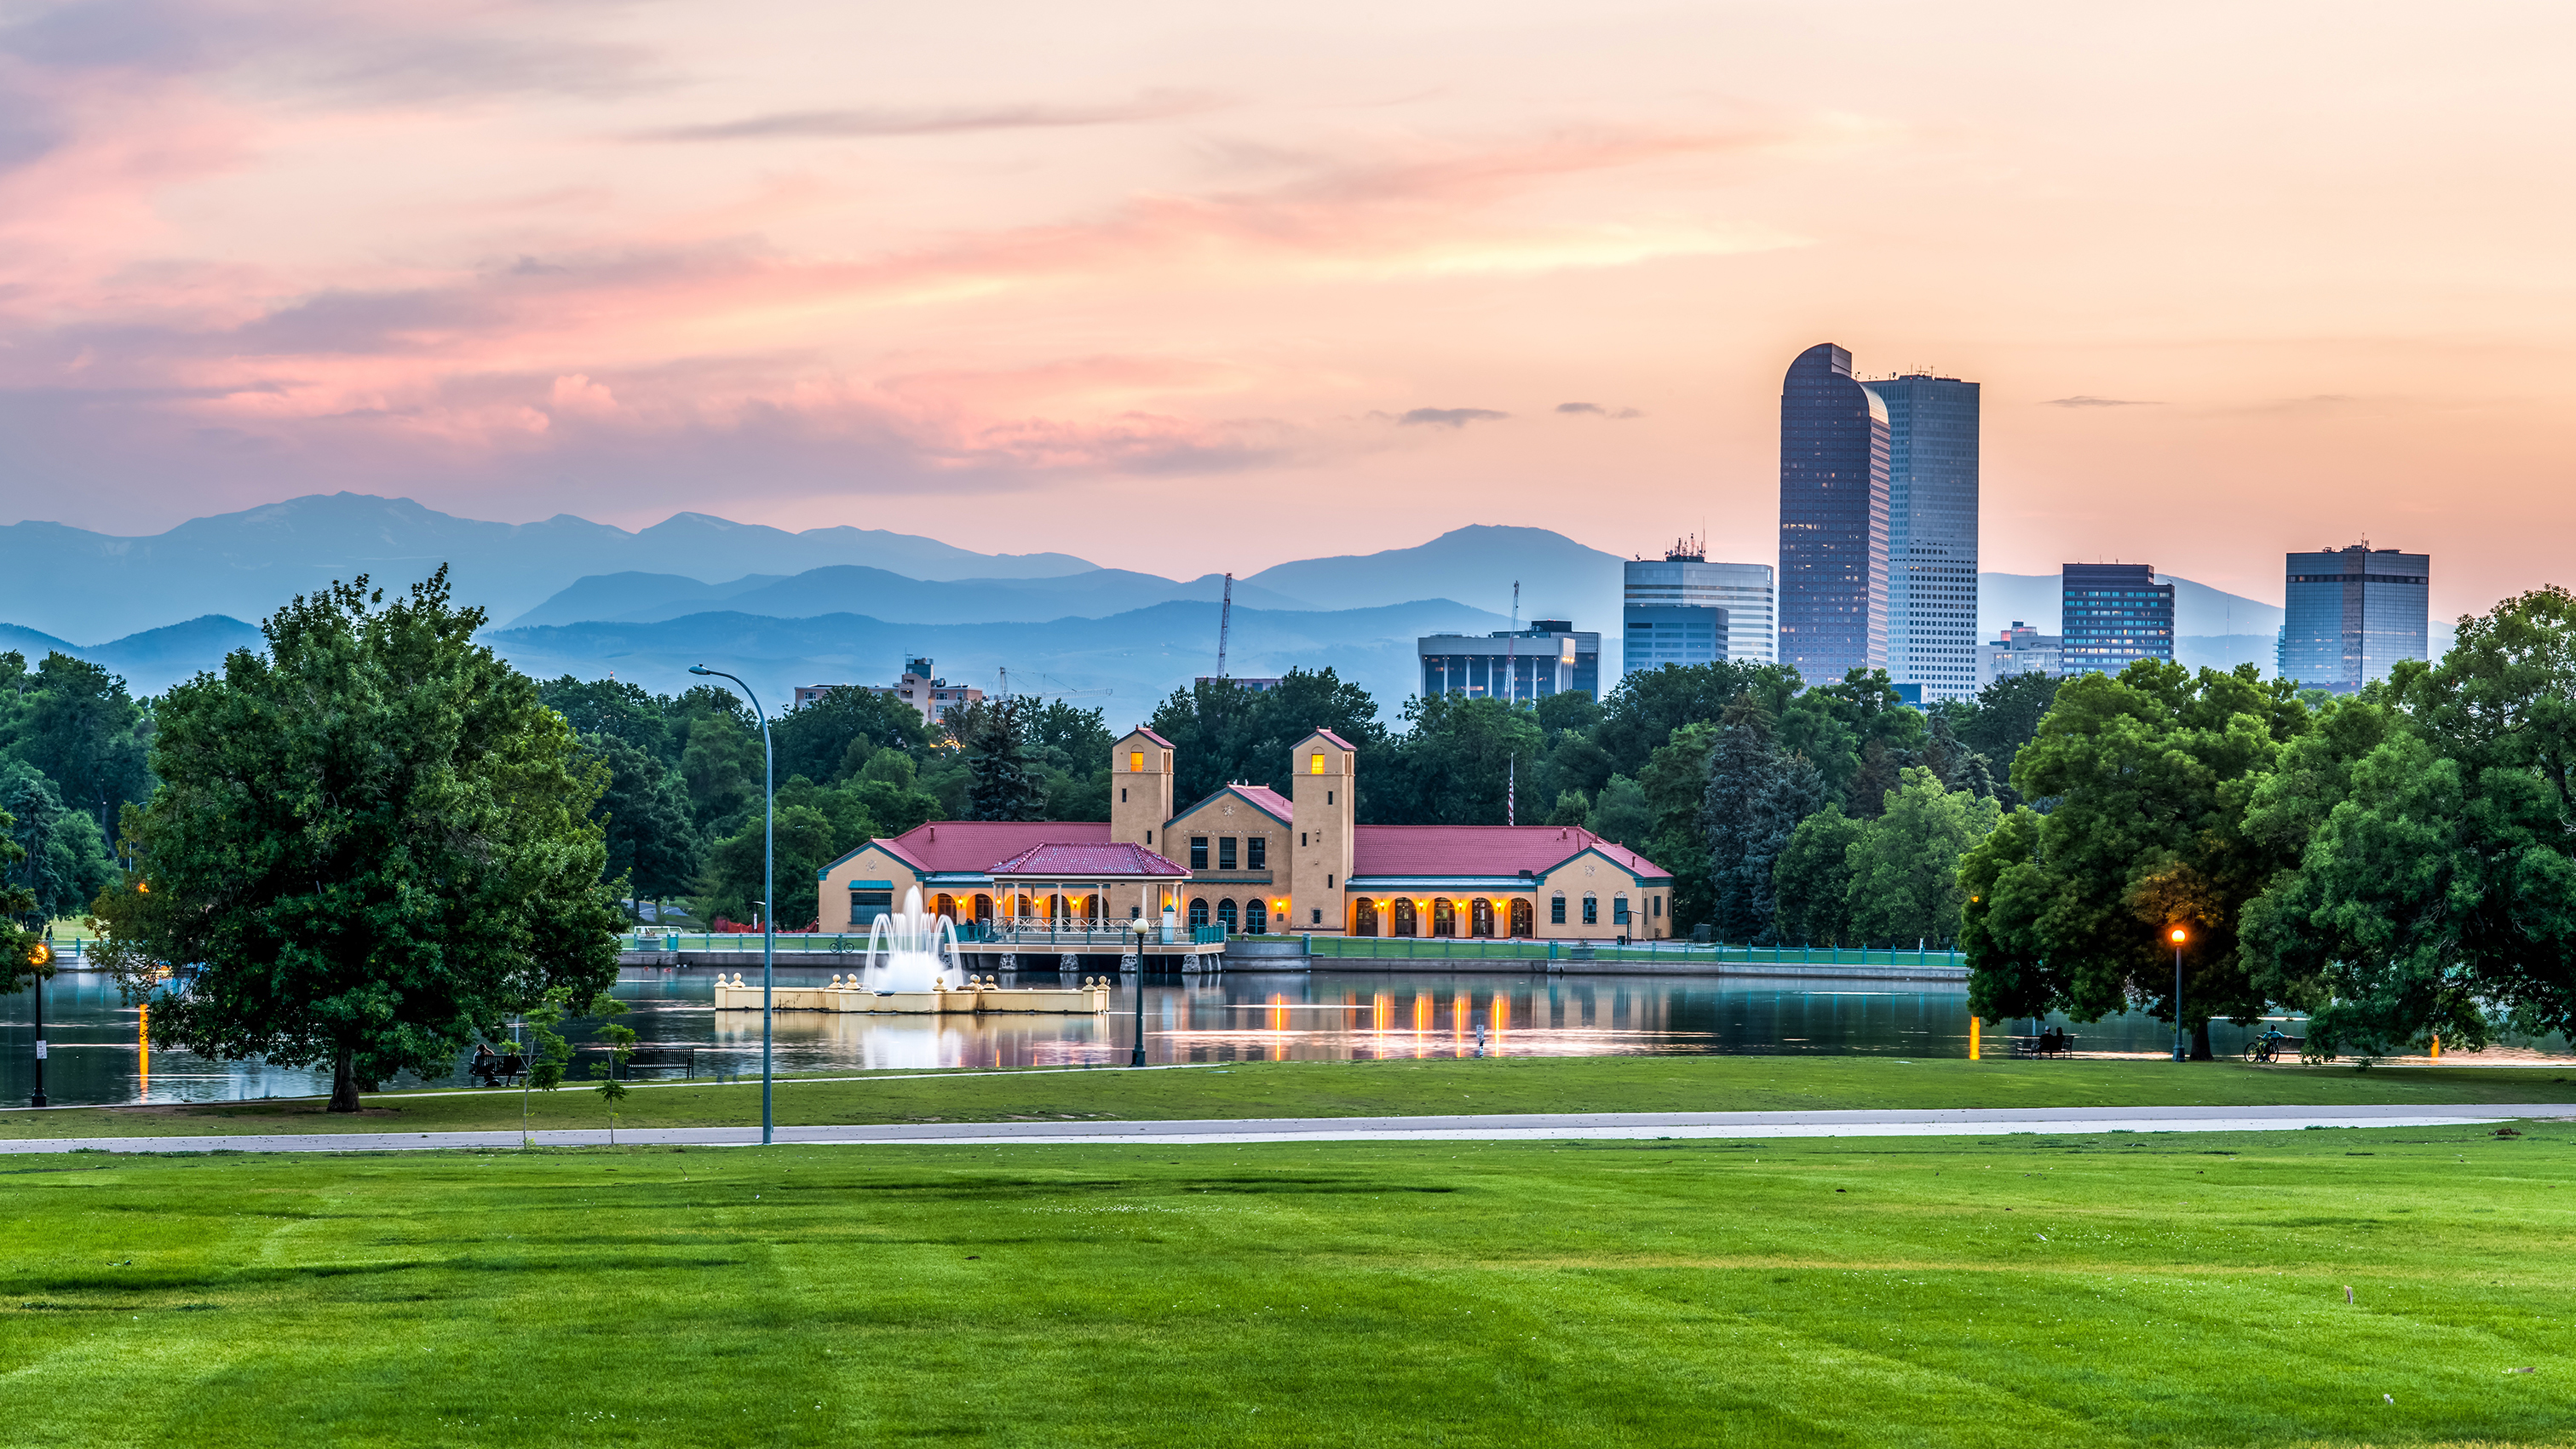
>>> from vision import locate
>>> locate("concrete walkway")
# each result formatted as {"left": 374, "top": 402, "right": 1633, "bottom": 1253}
{"left": 3, "top": 1101, "right": 2567, "bottom": 1154}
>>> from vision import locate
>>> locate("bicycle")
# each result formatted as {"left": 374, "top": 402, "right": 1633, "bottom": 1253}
{"left": 2244, "top": 1028, "right": 2292, "bottom": 1063}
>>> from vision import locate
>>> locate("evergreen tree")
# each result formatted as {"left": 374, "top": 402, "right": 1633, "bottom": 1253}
{"left": 952, "top": 696, "right": 1048, "bottom": 821}
{"left": 1700, "top": 694, "right": 1826, "bottom": 941}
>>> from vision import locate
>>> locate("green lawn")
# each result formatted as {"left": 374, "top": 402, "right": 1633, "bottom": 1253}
{"left": 3, "top": 1054, "right": 2573, "bottom": 1140}
{"left": 1, "top": 1124, "right": 2569, "bottom": 1446}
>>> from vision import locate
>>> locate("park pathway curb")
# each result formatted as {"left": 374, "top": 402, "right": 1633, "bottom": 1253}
{"left": 2, "top": 1101, "right": 2569, "bottom": 1154}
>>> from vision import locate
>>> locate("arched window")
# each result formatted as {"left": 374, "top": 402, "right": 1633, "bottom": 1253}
{"left": 1550, "top": 893, "right": 1567, "bottom": 925}
{"left": 1249, "top": 899, "right": 1270, "bottom": 934}
{"left": 1217, "top": 899, "right": 1239, "bottom": 931}
{"left": 1469, "top": 898, "right": 1494, "bottom": 938}
{"left": 1083, "top": 894, "right": 1103, "bottom": 920}
{"left": 1049, "top": 894, "right": 1069, "bottom": 923}
{"left": 934, "top": 894, "right": 956, "bottom": 921}
{"left": 1392, "top": 897, "right": 1417, "bottom": 938}
{"left": 1581, "top": 894, "right": 1599, "bottom": 926}
{"left": 1509, "top": 899, "right": 1533, "bottom": 937}
{"left": 1431, "top": 898, "right": 1456, "bottom": 937}
{"left": 1352, "top": 897, "right": 1377, "bottom": 936}
{"left": 1188, "top": 897, "right": 1210, "bottom": 927}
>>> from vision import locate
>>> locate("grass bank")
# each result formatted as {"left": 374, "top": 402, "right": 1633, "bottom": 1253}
{"left": 2, "top": 1124, "right": 2569, "bottom": 1446}
{"left": 3, "top": 1054, "right": 2572, "bottom": 1140}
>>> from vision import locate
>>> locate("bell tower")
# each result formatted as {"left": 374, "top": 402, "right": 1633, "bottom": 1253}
{"left": 1290, "top": 728, "right": 1357, "bottom": 934}
{"left": 1111, "top": 727, "right": 1175, "bottom": 852}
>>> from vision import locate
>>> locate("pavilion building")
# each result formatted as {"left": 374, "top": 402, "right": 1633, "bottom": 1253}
{"left": 815, "top": 727, "right": 1674, "bottom": 941}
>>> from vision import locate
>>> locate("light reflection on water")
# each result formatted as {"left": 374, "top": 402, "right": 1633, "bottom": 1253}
{"left": 4, "top": 966, "right": 2567, "bottom": 1107}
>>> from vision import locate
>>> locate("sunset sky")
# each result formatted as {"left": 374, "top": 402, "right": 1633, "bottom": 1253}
{"left": 2, "top": 0, "right": 2567, "bottom": 618}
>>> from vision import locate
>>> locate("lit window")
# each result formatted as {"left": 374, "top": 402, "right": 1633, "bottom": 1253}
{"left": 1130, "top": 750, "right": 1144, "bottom": 772}
{"left": 1310, "top": 752, "right": 1325, "bottom": 774}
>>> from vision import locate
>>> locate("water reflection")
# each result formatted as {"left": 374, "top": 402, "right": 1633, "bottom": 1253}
{"left": 6, "top": 966, "right": 2570, "bottom": 1107}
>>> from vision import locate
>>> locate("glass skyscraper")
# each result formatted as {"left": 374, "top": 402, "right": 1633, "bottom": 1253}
{"left": 1777, "top": 342, "right": 1888, "bottom": 686}
{"left": 2280, "top": 544, "right": 2430, "bottom": 689}
{"left": 1623, "top": 544, "right": 1768, "bottom": 671}
{"left": 2061, "top": 563, "right": 2175, "bottom": 673}
{"left": 1872, "top": 373, "right": 1981, "bottom": 704}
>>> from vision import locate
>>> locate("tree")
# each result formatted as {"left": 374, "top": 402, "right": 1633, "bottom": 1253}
{"left": 847, "top": 748, "right": 943, "bottom": 838}
{"left": 539, "top": 676, "right": 669, "bottom": 758}
{"left": 774, "top": 685, "right": 929, "bottom": 785}
{"left": 1584, "top": 776, "right": 1651, "bottom": 847}
{"left": 1636, "top": 722, "right": 1721, "bottom": 928}
{"left": 1700, "top": 694, "right": 1826, "bottom": 942}
{"left": 1377, "top": 695, "right": 1543, "bottom": 825}
{"left": 1593, "top": 662, "right": 1791, "bottom": 779}
{"left": 1953, "top": 672, "right": 2062, "bottom": 781}
{"left": 1843, "top": 767, "right": 1999, "bottom": 946}
{"left": 1959, "top": 661, "right": 2308, "bottom": 1055}
{"left": 0, "top": 795, "right": 45, "bottom": 991}
{"left": 0, "top": 652, "right": 153, "bottom": 837}
{"left": 2243, "top": 589, "right": 2576, "bottom": 1055}
{"left": 1026, "top": 699, "right": 1113, "bottom": 822}
{"left": 698, "top": 804, "right": 835, "bottom": 927}
{"left": 89, "top": 570, "right": 625, "bottom": 1113}
{"left": 0, "top": 760, "right": 116, "bottom": 923}
{"left": 583, "top": 733, "right": 700, "bottom": 920}
{"left": 679, "top": 708, "right": 762, "bottom": 835}
{"left": 1148, "top": 668, "right": 1388, "bottom": 806}
{"left": 1772, "top": 805, "right": 1863, "bottom": 946}
{"left": 948, "top": 695, "right": 1048, "bottom": 822}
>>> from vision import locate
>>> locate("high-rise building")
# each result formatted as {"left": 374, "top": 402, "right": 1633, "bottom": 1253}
{"left": 2280, "top": 543, "right": 2430, "bottom": 689}
{"left": 1777, "top": 342, "right": 1889, "bottom": 686}
{"left": 2061, "top": 564, "right": 2175, "bottom": 674}
{"left": 1872, "top": 372, "right": 1981, "bottom": 704}
{"left": 1981, "top": 621, "right": 2062, "bottom": 686}
{"left": 1418, "top": 621, "right": 1601, "bottom": 701}
{"left": 1623, "top": 541, "right": 1765, "bottom": 671}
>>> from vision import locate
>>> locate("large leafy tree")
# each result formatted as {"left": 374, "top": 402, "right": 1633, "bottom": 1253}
{"left": 1377, "top": 694, "right": 1544, "bottom": 826}
{"left": 90, "top": 570, "right": 624, "bottom": 1113}
{"left": 1772, "top": 804, "right": 1862, "bottom": 946}
{"left": 0, "top": 652, "right": 154, "bottom": 837}
{"left": 2244, "top": 589, "right": 2576, "bottom": 1055}
{"left": 1959, "top": 661, "right": 2308, "bottom": 1055}
{"left": 1843, "top": 766, "right": 1999, "bottom": 947}
{"left": 1594, "top": 661, "right": 1791, "bottom": 779}
{"left": 773, "top": 685, "right": 930, "bottom": 785}
{"left": 1148, "top": 668, "right": 1387, "bottom": 807}
{"left": 0, "top": 760, "right": 116, "bottom": 922}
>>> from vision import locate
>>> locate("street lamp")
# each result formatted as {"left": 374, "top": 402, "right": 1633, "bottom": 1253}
{"left": 689, "top": 665, "right": 774, "bottom": 1145}
{"left": 2169, "top": 925, "right": 2188, "bottom": 1062}
{"left": 27, "top": 940, "right": 49, "bottom": 1108}
{"left": 1128, "top": 916, "right": 1153, "bottom": 1068}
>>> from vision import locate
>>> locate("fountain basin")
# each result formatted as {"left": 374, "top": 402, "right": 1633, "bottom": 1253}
{"left": 714, "top": 975, "right": 1109, "bottom": 1015}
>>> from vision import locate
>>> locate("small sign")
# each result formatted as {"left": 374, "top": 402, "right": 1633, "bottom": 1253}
{"left": 32, "top": 1040, "right": 45, "bottom": 1059}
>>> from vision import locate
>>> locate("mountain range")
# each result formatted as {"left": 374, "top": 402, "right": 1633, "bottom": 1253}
{"left": 0, "top": 493, "right": 2311, "bottom": 707}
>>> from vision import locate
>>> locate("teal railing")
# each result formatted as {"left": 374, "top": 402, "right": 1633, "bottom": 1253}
{"left": 1303, "top": 936, "right": 1965, "bottom": 968}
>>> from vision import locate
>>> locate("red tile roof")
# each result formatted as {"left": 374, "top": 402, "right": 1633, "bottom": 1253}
{"left": 1182, "top": 784, "right": 1291, "bottom": 824}
{"left": 987, "top": 842, "right": 1189, "bottom": 878}
{"left": 865, "top": 820, "right": 1112, "bottom": 875}
{"left": 1308, "top": 727, "right": 1359, "bottom": 753}
{"left": 1352, "top": 825, "right": 1670, "bottom": 881}
{"left": 1124, "top": 727, "right": 1174, "bottom": 749}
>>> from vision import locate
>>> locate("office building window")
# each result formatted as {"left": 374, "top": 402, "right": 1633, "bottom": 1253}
{"left": 1188, "top": 837, "right": 1209, "bottom": 870}
{"left": 1218, "top": 837, "right": 1238, "bottom": 871}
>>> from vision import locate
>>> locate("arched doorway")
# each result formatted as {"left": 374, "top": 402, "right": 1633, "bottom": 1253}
{"left": 1509, "top": 899, "right": 1532, "bottom": 937}
{"left": 1217, "top": 899, "right": 1239, "bottom": 931}
{"left": 1082, "top": 894, "right": 1102, "bottom": 921}
{"left": 1249, "top": 899, "right": 1270, "bottom": 934}
{"left": 934, "top": 893, "right": 955, "bottom": 921}
{"left": 1430, "top": 898, "right": 1456, "bottom": 938}
{"left": 1352, "top": 897, "right": 1377, "bottom": 936}
{"left": 1469, "top": 898, "right": 1494, "bottom": 938}
{"left": 974, "top": 894, "right": 994, "bottom": 923}
{"left": 1188, "top": 897, "right": 1210, "bottom": 927}
{"left": 1391, "top": 897, "right": 1417, "bottom": 937}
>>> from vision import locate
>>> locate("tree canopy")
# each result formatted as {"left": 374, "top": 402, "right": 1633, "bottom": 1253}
{"left": 91, "top": 571, "right": 624, "bottom": 1111}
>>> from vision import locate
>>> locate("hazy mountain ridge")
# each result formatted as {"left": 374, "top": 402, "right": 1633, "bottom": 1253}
{"left": 0, "top": 615, "right": 265, "bottom": 694}
{"left": 0, "top": 493, "right": 1098, "bottom": 641}
{"left": 505, "top": 565, "right": 1313, "bottom": 630}
{"left": 486, "top": 598, "right": 1512, "bottom": 722}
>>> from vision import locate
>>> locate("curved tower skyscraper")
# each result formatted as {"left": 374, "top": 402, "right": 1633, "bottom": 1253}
{"left": 1777, "top": 342, "right": 1889, "bottom": 685}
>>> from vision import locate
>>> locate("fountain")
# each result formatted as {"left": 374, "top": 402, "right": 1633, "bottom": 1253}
{"left": 713, "top": 886, "right": 1109, "bottom": 1015}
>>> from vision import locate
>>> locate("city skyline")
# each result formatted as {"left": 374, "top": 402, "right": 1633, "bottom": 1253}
{"left": 0, "top": 3, "right": 2565, "bottom": 630}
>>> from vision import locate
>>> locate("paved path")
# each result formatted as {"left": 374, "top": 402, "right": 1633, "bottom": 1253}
{"left": 3, "top": 1102, "right": 2567, "bottom": 1154}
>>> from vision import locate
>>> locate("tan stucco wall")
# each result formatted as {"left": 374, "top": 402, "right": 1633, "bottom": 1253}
{"left": 1289, "top": 733, "right": 1354, "bottom": 933}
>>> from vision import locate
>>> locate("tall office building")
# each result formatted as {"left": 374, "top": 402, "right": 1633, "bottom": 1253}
{"left": 1872, "top": 372, "right": 1981, "bottom": 704}
{"left": 1777, "top": 342, "right": 1889, "bottom": 686}
{"left": 2279, "top": 543, "right": 2430, "bottom": 690}
{"left": 1623, "top": 542, "right": 1768, "bottom": 671}
{"left": 2061, "top": 563, "right": 2175, "bottom": 673}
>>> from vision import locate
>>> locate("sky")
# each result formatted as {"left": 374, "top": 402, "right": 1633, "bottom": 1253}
{"left": 1, "top": 0, "right": 2568, "bottom": 618}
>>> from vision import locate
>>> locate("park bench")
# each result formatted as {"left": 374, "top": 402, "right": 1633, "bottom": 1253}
{"left": 2008, "top": 1033, "right": 2079, "bottom": 1059}
{"left": 469, "top": 1052, "right": 527, "bottom": 1087}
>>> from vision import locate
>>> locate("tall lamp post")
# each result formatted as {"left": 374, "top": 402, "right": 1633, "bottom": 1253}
{"left": 2169, "top": 925, "right": 2188, "bottom": 1062}
{"left": 1128, "top": 916, "right": 1152, "bottom": 1067}
{"left": 27, "top": 940, "right": 49, "bottom": 1107}
{"left": 689, "top": 665, "right": 774, "bottom": 1145}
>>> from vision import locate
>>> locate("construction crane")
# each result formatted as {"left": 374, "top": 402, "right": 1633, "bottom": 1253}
{"left": 1215, "top": 572, "right": 1233, "bottom": 679}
